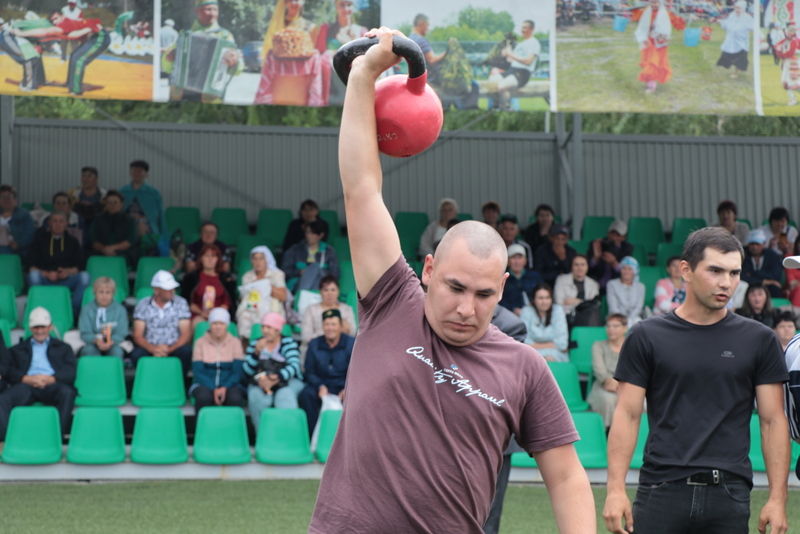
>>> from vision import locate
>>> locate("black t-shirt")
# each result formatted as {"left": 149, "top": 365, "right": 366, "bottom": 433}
{"left": 615, "top": 311, "right": 787, "bottom": 485}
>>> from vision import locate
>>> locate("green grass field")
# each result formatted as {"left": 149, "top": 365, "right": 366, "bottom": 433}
{"left": 0, "top": 480, "right": 796, "bottom": 533}
{"left": 760, "top": 53, "right": 800, "bottom": 115}
{"left": 556, "top": 19, "right": 756, "bottom": 114}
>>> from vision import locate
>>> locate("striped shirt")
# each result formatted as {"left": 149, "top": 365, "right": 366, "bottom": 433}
{"left": 243, "top": 336, "right": 302, "bottom": 383}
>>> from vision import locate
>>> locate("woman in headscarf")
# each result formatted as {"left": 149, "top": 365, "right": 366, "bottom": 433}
{"left": 631, "top": 0, "right": 686, "bottom": 94}
{"left": 606, "top": 256, "right": 646, "bottom": 325}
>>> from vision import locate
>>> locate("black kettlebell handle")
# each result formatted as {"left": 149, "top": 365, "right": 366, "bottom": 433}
{"left": 333, "top": 35, "right": 427, "bottom": 85}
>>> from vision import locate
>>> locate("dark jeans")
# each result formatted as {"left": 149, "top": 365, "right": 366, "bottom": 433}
{"left": 483, "top": 453, "right": 512, "bottom": 534}
{"left": 130, "top": 344, "right": 193, "bottom": 375}
{"left": 191, "top": 385, "right": 245, "bottom": 415}
{"left": 633, "top": 473, "right": 750, "bottom": 534}
{"left": 0, "top": 382, "right": 76, "bottom": 440}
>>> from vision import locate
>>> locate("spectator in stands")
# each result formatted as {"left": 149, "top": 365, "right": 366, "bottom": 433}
{"left": 0, "top": 184, "right": 34, "bottom": 255}
{"left": 520, "top": 284, "right": 569, "bottom": 362}
{"left": 69, "top": 166, "right": 106, "bottom": 243}
{"left": 281, "top": 220, "right": 340, "bottom": 292}
{"left": 283, "top": 199, "right": 330, "bottom": 252}
{"left": 243, "top": 312, "right": 304, "bottom": 431}
{"left": 183, "top": 222, "right": 232, "bottom": 274}
{"left": 714, "top": 199, "right": 749, "bottom": 245}
{"left": 181, "top": 244, "right": 235, "bottom": 327}
{"left": 298, "top": 308, "right": 355, "bottom": 435}
{"left": 523, "top": 203, "right": 556, "bottom": 253}
{"left": 419, "top": 198, "right": 458, "bottom": 258}
{"left": 237, "top": 246, "right": 288, "bottom": 339}
{"left": 120, "top": 160, "right": 164, "bottom": 243}
{"left": 653, "top": 256, "right": 686, "bottom": 316}
{"left": 78, "top": 277, "right": 128, "bottom": 357}
{"left": 534, "top": 224, "right": 576, "bottom": 287}
{"left": 27, "top": 211, "right": 90, "bottom": 316}
{"left": 189, "top": 307, "right": 245, "bottom": 414}
{"left": 498, "top": 214, "right": 534, "bottom": 270}
{"left": 301, "top": 275, "right": 355, "bottom": 347}
{"left": 42, "top": 192, "right": 82, "bottom": 245}
{"left": 554, "top": 254, "right": 601, "bottom": 325}
{"left": 0, "top": 307, "right": 76, "bottom": 444}
{"left": 586, "top": 313, "right": 628, "bottom": 428}
{"left": 130, "top": 270, "right": 192, "bottom": 373}
{"left": 759, "top": 206, "right": 798, "bottom": 256}
{"left": 606, "top": 256, "right": 645, "bottom": 325}
{"left": 481, "top": 201, "right": 501, "bottom": 229}
{"left": 787, "top": 236, "right": 800, "bottom": 313}
{"left": 774, "top": 311, "right": 797, "bottom": 351}
{"left": 90, "top": 190, "right": 138, "bottom": 266}
{"left": 741, "top": 229, "right": 783, "bottom": 298}
{"left": 588, "top": 219, "right": 634, "bottom": 290}
{"left": 498, "top": 244, "right": 542, "bottom": 316}
{"left": 735, "top": 284, "right": 777, "bottom": 328}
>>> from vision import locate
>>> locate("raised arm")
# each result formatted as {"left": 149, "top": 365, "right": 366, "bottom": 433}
{"left": 339, "top": 28, "right": 403, "bottom": 297}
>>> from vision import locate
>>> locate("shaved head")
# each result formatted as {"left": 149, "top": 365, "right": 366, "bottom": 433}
{"left": 435, "top": 221, "right": 508, "bottom": 270}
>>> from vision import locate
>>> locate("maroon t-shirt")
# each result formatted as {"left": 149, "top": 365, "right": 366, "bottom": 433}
{"left": 309, "top": 258, "right": 578, "bottom": 533}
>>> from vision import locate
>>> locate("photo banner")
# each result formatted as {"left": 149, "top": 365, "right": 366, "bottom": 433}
{"left": 2, "top": 0, "right": 800, "bottom": 116}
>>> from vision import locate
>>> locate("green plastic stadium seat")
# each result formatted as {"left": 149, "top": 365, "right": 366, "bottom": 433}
{"left": 573, "top": 412, "right": 608, "bottom": 468}
{"left": 749, "top": 413, "right": 765, "bottom": 472}
{"left": 256, "top": 208, "right": 293, "bottom": 252}
{"left": 1, "top": 406, "right": 62, "bottom": 464}
{"left": 67, "top": 407, "right": 125, "bottom": 464}
{"left": 332, "top": 236, "right": 351, "bottom": 261}
{"left": 256, "top": 408, "right": 314, "bottom": 464}
{"left": 86, "top": 256, "right": 130, "bottom": 299}
{"left": 0, "top": 319, "right": 11, "bottom": 349}
{"left": 338, "top": 260, "right": 357, "bottom": 301}
{"left": 395, "top": 211, "right": 429, "bottom": 260}
{"left": 75, "top": 356, "right": 127, "bottom": 407}
{"left": 671, "top": 217, "right": 706, "bottom": 244}
{"left": 165, "top": 206, "right": 201, "bottom": 238}
{"left": 235, "top": 234, "right": 266, "bottom": 275}
{"left": 193, "top": 321, "right": 239, "bottom": 343}
{"left": 510, "top": 451, "right": 537, "bottom": 468}
{"left": 0, "top": 284, "right": 17, "bottom": 328}
{"left": 315, "top": 409, "right": 343, "bottom": 463}
{"left": 569, "top": 326, "right": 606, "bottom": 376}
{"left": 131, "top": 357, "right": 186, "bottom": 407}
{"left": 133, "top": 257, "right": 175, "bottom": 295}
{"left": 630, "top": 414, "right": 649, "bottom": 469}
{"left": 772, "top": 298, "right": 792, "bottom": 309}
{"left": 639, "top": 266, "right": 662, "bottom": 309}
{"left": 568, "top": 240, "right": 590, "bottom": 256}
{"left": 0, "top": 254, "right": 24, "bottom": 296}
{"left": 456, "top": 213, "right": 473, "bottom": 221}
{"left": 655, "top": 243, "right": 683, "bottom": 273}
{"left": 193, "top": 406, "right": 251, "bottom": 464}
{"left": 131, "top": 407, "right": 189, "bottom": 464}
{"left": 737, "top": 219, "right": 752, "bottom": 229}
{"left": 136, "top": 287, "right": 154, "bottom": 300}
{"left": 211, "top": 207, "right": 249, "bottom": 245}
{"left": 319, "top": 209, "right": 341, "bottom": 240}
{"left": 581, "top": 216, "right": 615, "bottom": 242}
{"left": 24, "top": 285, "right": 73, "bottom": 337}
{"left": 548, "top": 362, "right": 589, "bottom": 412}
{"left": 628, "top": 217, "right": 665, "bottom": 262}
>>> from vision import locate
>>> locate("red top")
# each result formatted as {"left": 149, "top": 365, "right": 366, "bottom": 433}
{"left": 56, "top": 17, "right": 102, "bottom": 35}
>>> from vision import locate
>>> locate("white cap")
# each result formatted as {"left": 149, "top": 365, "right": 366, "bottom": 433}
{"left": 784, "top": 256, "right": 800, "bottom": 269}
{"left": 745, "top": 229, "right": 767, "bottom": 245}
{"left": 507, "top": 243, "right": 526, "bottom": 258}
{"left": 150, "top": 270, "right": 179, "bottom": 290}
{"left": 164, "top": 19, "right": 175, "bottom": 27}
{"left": 208, "top": 307, "right": 230, "bottom": 324}
{"left": 29, "top": 307, "right": 52, "bottom": 327}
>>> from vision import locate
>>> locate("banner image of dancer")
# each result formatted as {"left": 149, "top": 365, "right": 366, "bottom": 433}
{"left": 555, "top": 0, "right": 758, "bottom": 114}
{"left": 159, "top": 0, "right": 381, "bottom": 106}
{"left": 760, "top": 0, "right": 800, "bottom": 114}
{"left": 0, "top": 1, "right": 154, "bottom": 100}
{"left": 381, "top": 0, "right": 554, "bottom": 111}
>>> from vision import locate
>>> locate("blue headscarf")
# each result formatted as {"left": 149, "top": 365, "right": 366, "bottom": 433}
{"left": 620, "top": 256, "right": 640, "bottom": 282}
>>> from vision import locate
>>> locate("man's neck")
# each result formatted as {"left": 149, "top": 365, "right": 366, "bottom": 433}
{"left": 674, "top": 299, "right": 728, "bottom": 326}
{"left": 325, "top": 335, "right": 341, "bottom": 348}
{"left": 82, "top": 185, "right": 97, "bottom": 195}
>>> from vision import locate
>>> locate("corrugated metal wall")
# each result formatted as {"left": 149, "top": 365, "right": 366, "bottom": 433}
{"left": 12, "top": 119, "right": 800, "bottom": 232}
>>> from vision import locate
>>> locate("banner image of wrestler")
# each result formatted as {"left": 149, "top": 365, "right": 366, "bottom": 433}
{"left": 555, "top": 0, "right": 758, "bottom": 114}
{"left": 381, "top": 0, "right": 554, "bottom": 111}
{"left": 0, "top": 0, "right": 154, "bottom": 100}
{"left": 159, "top": 0, "right": 381, "bottom": 106}
{"left": 760, "top": 0, "right": 800, "bottom": 115}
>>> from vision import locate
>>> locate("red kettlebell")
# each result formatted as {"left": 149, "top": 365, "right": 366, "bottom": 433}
{"left": 333, "top": 35, "right": 443, "bottom": 158}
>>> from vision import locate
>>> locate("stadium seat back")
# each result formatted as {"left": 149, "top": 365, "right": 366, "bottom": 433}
{"left": 256, "top": 208, "right": 293, "bottom": 252}
{"left": 256, "top": 408, "right": 314, "bottom": 464}
{"left": 510, "top": 451, "right": 537, "bottom": 468}
{"left": 211, "top": 207, "right": 249, "bottom": 245}
{"left": 628, "top": 217, "right": 665, "bottom": 262}
{"left": 67, "top": 407, "right": 126, "bottom": 464}
{"left": 0, "top": 254, "right": 24, "bottom": 296}
{"left": 314, "top": 409, "right": 343, "bottom": 463}
{"left": 193, "top": 321, "right": 239, "bottom": 343}
{"left": 0, "top": 318, "right": 11, "bottom": 349}
{"left": 165, "top": 206, "right": 201, "bottom": 238}
{"left": 24, "top": 285, "right": 73, "bottom": 337}
{"left": 772, "top": 298, "right": 792, "bottom": 309}
{"left": 0, "top": 284, "right": 17, "bottom": 328}
{"left": 131, "top": 357, "right": 186, "bottom": 407}
{"left": 75, "top": 356, "right": 127, "bottom": 407}
{"left": 133, "top": 257, "right": 175, "bottom": 295}
{"left": 1, "top": 406, "right": 62, "bottom": 464}
{"left": 86, "top": 256, "right": 130, "bottom": 300}
{"left": 234, "top": 234, "right": 266, "bottom": 275}
{"left": 319, "top": 209, "right": 341, "bottom": 240}
{"left": 581, "top": 216, "right": 615, "bottom": 242}
{"left": 395, "top": 211, "right": 429, "bottom": 258}
{"left": 655, "top": 243, "right": 683, "bottom": 273}
{"left": 338, "top": 260, "right": 357, "bottom": 302}
{"left": 639, "top": 266, "right": 663, "bottom": 309}
{"left": 332, "top": 236, "right": 350, "bottom": 261}
{"left": 630, "top": 414, "right": 650, "bottom": 469}
{"left": 671, "top": 217, "right": 706, "bottom": 244}
{"left": 547, "top": 362, "right": 589, "bottom": 412}
{"left": 569, "top": 326, "right": 606, "bottom": 376}
{"left": 572, "top": 412, "right": 608, "bottom": 468}
{"left": 193, "top": 406, "right": 251, "bottom": 464}
{"left": 131, "top": 407, "right": 189, "bottom": 464}
{"left": 749, "top": 413, "right": 765, "bottom": 472}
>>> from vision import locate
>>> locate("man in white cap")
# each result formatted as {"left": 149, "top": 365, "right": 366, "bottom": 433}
{"left": 741, "top": 228, "right": 784, "bottom": 298}
{"left": 130, "top": 270, "right": 192, "bottom": 373}
{"left": 0, "top": 307, "right": 77, "bottom": 447}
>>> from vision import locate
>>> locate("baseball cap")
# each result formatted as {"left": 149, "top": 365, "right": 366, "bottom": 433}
{"left": 745, "top": 229, "right": 767, "bottom": 245}
{"left": 549, "top": 224, "right": 570, "bottom": 237}
{"left": 29, "top": 307, "right": 52, "bottom": 328}
{"left": 608, "top": 219, "right": 628, "bottom": 236}
{"left": 507, "top": 243, "right": 526, "bottom": 258}
{"left": 784, "top": 256, "right": 800, "bottom": 269}
{"left": 322, "top": 308, "right": 342, "bottom": 321}
{"left": 261, "top": 312, "right": 286, "bottom": 332}
{"left": 150, "top": 270, "right": 180, "bottom": 290}
{"left": 208, "top": 307, "right": 230, "bottom": 324}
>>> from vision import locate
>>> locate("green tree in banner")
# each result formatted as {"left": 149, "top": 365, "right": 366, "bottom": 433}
{"left": 457, "top": 7, "right": 514, "bottom": 36}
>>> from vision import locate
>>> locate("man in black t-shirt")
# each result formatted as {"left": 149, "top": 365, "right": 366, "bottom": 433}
{"left": 603, "top": 227, "right": 789, "bottom": 534}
